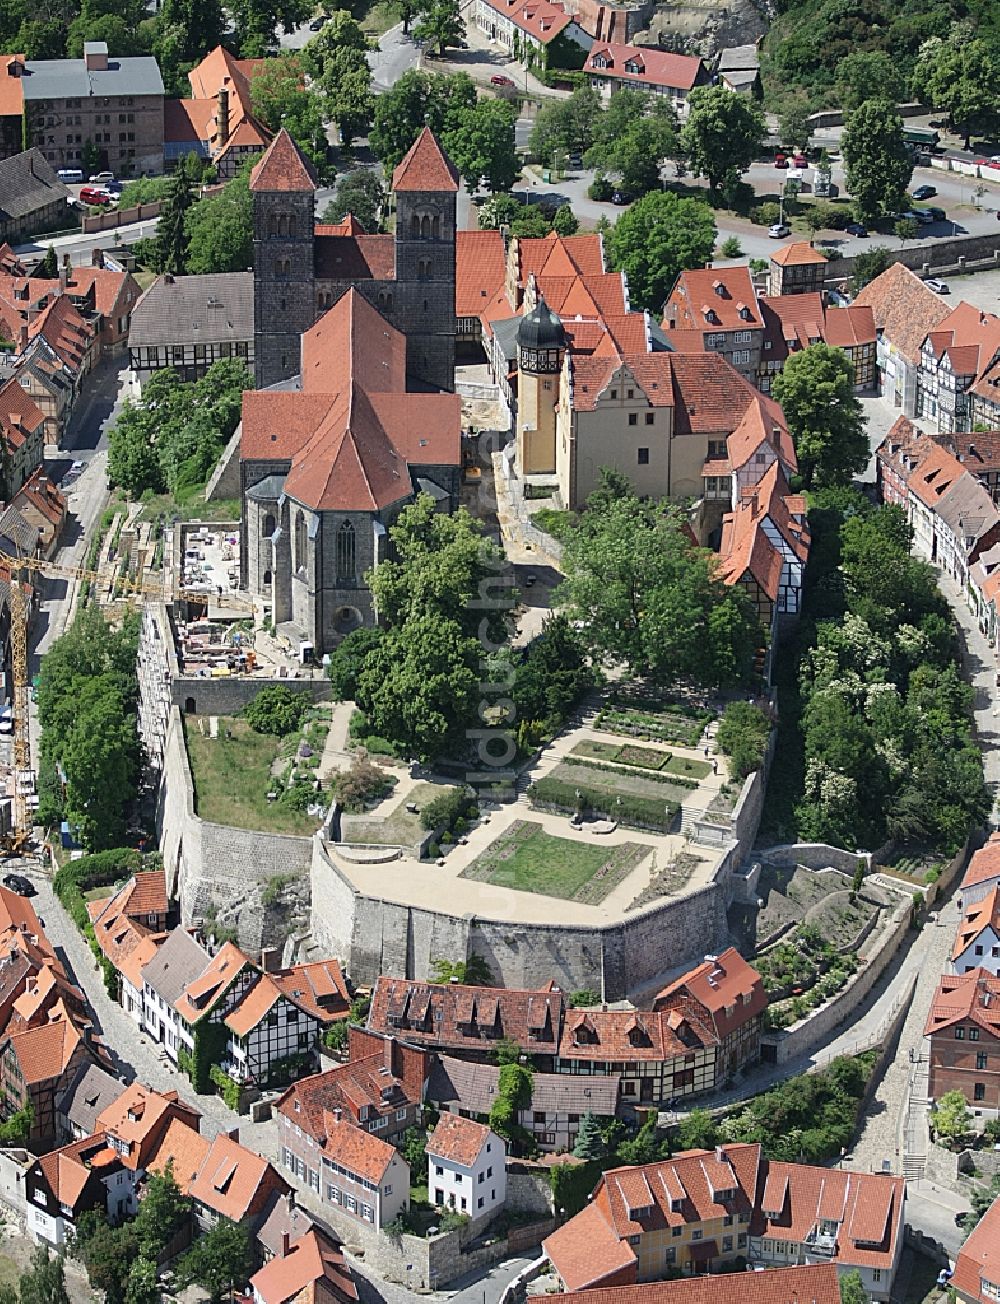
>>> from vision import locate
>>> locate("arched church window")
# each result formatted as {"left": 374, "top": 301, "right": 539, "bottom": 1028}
{"left": 262, "top": 512, "right": 276, "bottom": 538}
{"left": 432, "top": 215, "right": 440, "bottom": 239}
{"left": 267, "top": 213, "right": 276, "bottom": 236}
{"left": 288, "top": 214, "right": 297, "bottom": 237}
{"left": 421, "top": 215, "right": 430, "bottom": 238}
{"left": 295, "top": 512, "right": 308, "bottom": 571}
{"left": 411, "top": 214, "right": 420, "bottom": 237}
{"left": 278, "top": 214, "right": 287, "bottom": 237}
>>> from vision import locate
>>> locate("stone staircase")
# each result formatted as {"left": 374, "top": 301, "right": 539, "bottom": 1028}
{"left": 903, "top": 1059, "right": 930, "bottom": 1180}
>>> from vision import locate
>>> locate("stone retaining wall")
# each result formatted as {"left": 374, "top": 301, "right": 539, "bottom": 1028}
{"left": 158, "top": 707, "right": 313, "bottom": 955}
{"left": 824, "top": 234, "right": 1000, "bottom": 285}
{"left": 171, "top": 675, "right": 331, "bottom": 716}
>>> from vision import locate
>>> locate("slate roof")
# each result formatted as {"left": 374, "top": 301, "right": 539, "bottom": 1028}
{"left": 427, "top": 1053, "right": 621, "bottom": 1118}
{"left": 128, "top": 271, "right": 253, "bottom": 346}
{"left": 0, "top": 149, "right": 69, "bottom": 223}
{"left": 140, "top": 927, "right": 211, "bottom": 1007}
{"left": 57, "top": 1063, "right": 125, "bottom": 1137}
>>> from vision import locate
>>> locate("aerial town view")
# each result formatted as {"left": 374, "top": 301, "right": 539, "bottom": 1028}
{"left": 0, "top": 0, "right": 997, "bottom": 1302}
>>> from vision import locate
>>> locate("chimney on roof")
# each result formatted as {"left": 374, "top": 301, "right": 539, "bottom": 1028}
{"left": 260, "top": 947, "right": 280, "bottom": 974}
{"left": 83, "top": 42, "right": 109, "bottom": 72}
{"left": 228, "top": 1127, "right": 240, "bottom": 1143}
{"left": 7, "top": 59, "right": 20, "bottom": 77}
{"left": 217, "top": 87, "right": 230, "bottom": 147}
{"left": 281, "top": 1232, "right": 290, "bottom": 1258}
{"left": 163, "top": 273, "right": 174, "bottom": 285}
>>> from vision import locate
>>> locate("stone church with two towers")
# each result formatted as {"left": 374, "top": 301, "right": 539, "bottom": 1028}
{"left": 238, "top": 128, "right": 463, "bottom": 655}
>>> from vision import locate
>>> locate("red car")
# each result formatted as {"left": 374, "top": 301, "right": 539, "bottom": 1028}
{"left": 774, "top": 153, "right": 789, "bottom": 168}
{"left": 792, "top": 153, "right": 808, "bottom": 167}
{"left": 79, "top": 185, "right": 112, "bottom": 206}
{"left": 491, "top": 74, "right": 515, "bottom": 87}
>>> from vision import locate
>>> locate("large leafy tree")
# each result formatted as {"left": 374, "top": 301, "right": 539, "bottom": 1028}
{"left": 556, "top": 486, "right": 757, "bottom": 688}
{"left": 412, "top": 0, "right": 465, "bottom": 56}
{"left": 250, "top": 59, "right": 330, "bottom": 176}
{"left": 584, "top": 88, "right": 676, "bottom": 195}
{"left": 155, "top": 0, "right": 224, "bottom": 63}
{"left": 842, "top": 99, "right": 912, "bottom": 222}
{"left": 19, "top": 1247, "right": 71, "bottom": 1304}
{"left": 771, "top": 343, "right": 869, "bottom": 488}
{"left": 680, "top": 84, "right": 765, "bottom": 191}
{"left": 176, "top": 1222, "right": 252, "bottom": 1304}
{"left": 834, "top": 51, "right": 904, "bottom": 111}
{"left": 529, "top": 84, "right": 601, "bottom": 166}
{"left": 604, "top": 189, "right": 716, "bottom": 313}
{"left": 444, "top": 97, "right": 518, "bottom": 193}
{"left": 185, "top": 170, "right": 253, "bottom": 274}
{"left": 913, "top": 37, "right": 1000, "bottom": 149}
{"left": 229, "top": 0, "right": 311, "bottom": 57}
{"left": 303, "top": 13, "right": 373, "bottom": 148}
{"left": 321, "top": 168, "right": 386, "bottom": 232}
{"left": 369, "top": 70, "right": 476, "bottom": 174}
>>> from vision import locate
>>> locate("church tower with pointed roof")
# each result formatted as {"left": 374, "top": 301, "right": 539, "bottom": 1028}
{"left": 250, "top": 129, "right": 319, "bottom": 389}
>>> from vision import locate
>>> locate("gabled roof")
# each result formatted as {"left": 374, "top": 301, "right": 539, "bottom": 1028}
{"left": 479, "top": 0, "right": 572, "bottom": 43}
{"left": 953, "top": 887, "right": 1000, "bottom": 961}
{"left": 924, "top": 968, "right": 1000, "bottom": 1039}
{"left": 962, "top": 833, "right": 1000, "bottom": 891}
{"left": 225, "top": 974, "right": 286, "bottom": 1038}
{"left": 908, "top": 442, "right": 965, "bottom": 509}
{"left": 665, "top": 266, "right": 761, "bottom": 334}
{"left": 96, "top": 1081, "right": 201, "bottom": 1171}
{"left": 584, "top": 42, "right": 704, "bottom": 91}
{"left": 391, "top": 127, "right": 459, "bottom": 194}
{"left": 140, "top": 927, "right": 211, "bottom": 1006}
{"left": 275, "top": 1051, "right": 416, "bottom": 1140}
{"left": 3, "top": 1010, "right": 82, "bottom": 1083}
{"left": 770, "top": 242, "right": 826, "bottom": 267}
{"left": 249, "top": 127, "right": 317, "bottom": 193}
{"left": 174, "top": 941, "right": 251, "bottom": 1025}
{"left": 427, "top": 1053, "right": 621, "bottom": 1119}
{"left": 273, "top": 959, "right": 350, "bottom": 1024}
{"left": 251, "top": 1227, "right": 358, "bottom": 1304}
{"left": 57, "top": 1063, "right": 124, "bottom": 1137}
{"left": 368, "top": 977, "right": 564, "bottom": 1052}
{"left": 188, "top": 1130, "right": 286, "bottom": 1220}
{"left": 323, "top": 1116, "right": 399, "bottom": 1184}
{"left": 456, "top": 230, "right": 506, "bottom": 318}
{"left": 0, "top": 149, "right": 69, "bottom": 223}
{"left": 953, "top": 1193, "right": 1000, "bottom": 1304}
{"left": 853, "top": 261, "right": 951, "bottom": 366}
{"left": 565, "top": 1264, "right": 841, "bottom": 1304}
{"left": 146, "top": 1115, "right": 211, "bottom": 1193}
{"left": 33, "top": 1132, "right": 124, "bottom": 1211}
{"left": 558, "top": 998, "right": 718, "bottom": 1062}
{"left": 426, "top": 1113, "right": 496, "bottom": 1167}
{"left": 718, "top": 507, "right": 783, "bottom": 602}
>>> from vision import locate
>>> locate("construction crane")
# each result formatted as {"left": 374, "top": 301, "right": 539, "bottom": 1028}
{"left": 0, "top": 549, "right": 254, "bottom": 853}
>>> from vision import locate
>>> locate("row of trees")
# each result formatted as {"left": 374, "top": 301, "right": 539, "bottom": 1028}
{"left": 767, "top": 489, "right": 989, "bottom": 851}
{"left": 36, "top": 606, "right": 141, "bottom": 851}
{"left": 107, "top": 358, "right": 250, "bottom": 501}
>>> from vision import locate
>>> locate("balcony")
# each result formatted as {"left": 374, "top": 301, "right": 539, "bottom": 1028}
{"left": 804, "top": 1228, "right": 837, "bottom": 1256}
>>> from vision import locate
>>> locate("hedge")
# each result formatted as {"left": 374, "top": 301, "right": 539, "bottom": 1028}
{"left": 528, "top": 775, "right": 679, "bottom": 831}
{"left": 560, "top": 755, "right": 698, "bottom": 791}
{"left": 420, "top": 787, "right": 478, "bottom": 833}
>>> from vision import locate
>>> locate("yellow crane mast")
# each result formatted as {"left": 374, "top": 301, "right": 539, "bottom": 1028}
{"left": 1, "top": 550, "right": 253, "bottom": 851}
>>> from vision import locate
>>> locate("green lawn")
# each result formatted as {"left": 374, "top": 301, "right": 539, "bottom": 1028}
{"left": 340, "top": 782, "right": 454, "bottom": 846}
{"left": 183, "top": 716, "right": 321, "bottom": 835}
{"left": 460, "top": 819, "right": 648, "bottom": 904}
{"left": 138, "top": 493, "right": 240, "bottom": 525}
{"left": 572, "top": 739, "right": 711, "bottom": 779}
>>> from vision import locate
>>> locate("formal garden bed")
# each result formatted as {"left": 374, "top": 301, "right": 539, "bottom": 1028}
{"left": 626, "top": 849, "right": 706, "bottom": 911}
{"left": 529, "top": 757, "right": 691, "bottom": 831}
{"left": 572, "top": 739, "right": 711, "bottom": 779}
{"left": 593, "top": 688, "right": 713, "bottom": 747}
{"left": 460, "top": 820, "right": 649, "bottom": 904}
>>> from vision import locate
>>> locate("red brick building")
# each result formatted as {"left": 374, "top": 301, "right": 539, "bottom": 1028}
{"left": 953, "top": 1192, "right": 1000, "bottom": 1304}
{"left": 925, "top": 968, "right": 1000, "bottom": 1120}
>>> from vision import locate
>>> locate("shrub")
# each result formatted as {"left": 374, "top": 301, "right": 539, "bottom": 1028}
{"left": 209, "top": 1064, "right": 241, "bottom": 1111}
{"left": 528, "top": 774, "right": 678, "bottom": 831}
{"left": 719, "top": 235, "right": 743, "bottom": 258}
{"left": 333, "top": 758, "right": 395, "bottom": 811}
{"left": 750, "top": 201, "right": 781, "bottom": 226}
{"left": 716, "top": 701, "right": 771, "bottom": 780}
{"left": 245, "top": 685, "right": 310, "bottom": 736}
{"left": 420, "top": 787, "right": 478, "bottom": 833}
{"left": 588, "top": 173, "right": 614, "bottom": 202}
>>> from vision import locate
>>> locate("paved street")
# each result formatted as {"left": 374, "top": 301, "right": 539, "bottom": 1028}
{"left": 24, "top": 866, "right": 242, "bottom": 1139}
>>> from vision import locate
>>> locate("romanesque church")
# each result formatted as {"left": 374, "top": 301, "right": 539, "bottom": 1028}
{"left": 238, "top": 129, "right": 462, "bottom": 655}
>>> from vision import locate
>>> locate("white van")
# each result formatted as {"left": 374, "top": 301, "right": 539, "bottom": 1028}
{"left": 57, "top": 168, "right": 84, "bottom": 183}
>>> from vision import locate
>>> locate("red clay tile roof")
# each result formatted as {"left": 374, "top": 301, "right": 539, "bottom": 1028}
{"left": 391, "top": 127, "right": 459, "bottom": 193}
{"left": 164, "top": 98, "right": 215, "bottom": 145}
{"left": 188, "top": 1131, "right": 286, "bottom": 1220}
{"left": 544, "top": 1199, "right": 638, "bottom": 1292}
{"left": 368, "top": 977, "right": 564, "bottom": 1053}
{"left": 953, "top": 886, "right": 1000, "bottom": 962}
{"left": 426, "top": 1113, "right": 494, "bottom": 1166}
{"left": 147, "top": 1115, "right": 211, "bottom": 1193}
{"left": 953, "top": 1192, "right": 1000, "bottom": 1304}
{"left": 251, "top": 1228, "right": 358, "bottom": 1304}
{"left": 654, "top": 948, "right": 767, "bottom": 1040}
{"left": 852, "top": 261, "right": 951, "bottom": 366}
{"left": 908, "top": 442, "right": 965, "bottom": 509}
{"left": 565, "top": 1263, "right": 841, "bottom": 1304}
{"left": 925, "top": 960, "right": 1000, "bottom": 1039}
{"left": 316, "top": 216, "right": 367, "bottom": 237}
{"left": 963, "top": 834, "right": 1000, "bottom": 891}
{"left": 96, "top": 1082, "right": 201, "bottom": 1171}
{"left": 27, "top": 294, "right": 93, "bottom": 373}
{"left": 250, "top": 128, "right": 317, "bottom": 193}
{"left": 718, "top": 508, "right": 783, "bottom": 602}
{"left": 35, "top": 1133, "right": 125, "bottom": 1210}
{"left": 584, "top": 42, "right": 703, "bottom": 91}
{"left": 273, "top": 959, "right": 350, "bottom": 1025}
{"left": 665, "top": 266, "right": 761, "bottom": 333}
{"left": 67, "top": 267, "right": 141, "bottom": 322}
{"left": 456, "top": 230, "right": 506, "bottom": 318}
{"left": 174, "top": 941, "right": 251, "bottom": 1025}
{"left": 0, "top": 375, "right": 44, "bottom": 455}
{"left": 323, "top": 1116, "right": 398, "bottom": 1184}
{"left": 276, "top": 1051, "right": 416, "bottom": 1138}
{"left": 558, "top": 998, "right": 718, "bottom": 1062}
{"left": 300, "top": 288, "right": 406, "bottom": 394}
{"left": 225, "top": 974, "right": 284, "bottom": 1038}
{"left": 0, "top": 57, "right": 25, "bottom": 119}
{"left": 314, "top": 233, "right": 394, "bottom": 281}
{"left": 769, "top": 242, "right": 826, "bottom": 267}
{"left": 5, "top": 1011, "right": 82, "bottom": 1084}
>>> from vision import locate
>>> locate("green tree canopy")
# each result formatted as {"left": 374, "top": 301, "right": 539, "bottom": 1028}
{"left": 444, "top": 97, "right": 518, "bottom": 193}
{"left": 19, "top": 1247, "right": 71, "bottom": 1304}
{"left": 412, "top": 0, "right": 465, "bottom": 55}
{"left": 184, "top": 170, "right": 254, "bottom": 274}
{"left": 842, "top": 99, "right": 913, "bottom": 222}
{"left": 154, "top": 154, "right": 199, "bottom": 274}
{"left": 555, "top": 485, "right": 757, "bottom": 687}
{"left": 930, "top": 1089, "right": 972, "bottom": 1147}
{"left": 913, "top": 37, "right": 1000, "bottom": 148}
{"left": 229, "top": 0, "right": 310, "bottom": 58}
{"left": 834, "top": 51, "right": 904, "bottom": 111}
{"left": 839, "top": 1270, "right": 869, "bottom": 1304}
{"left": 176, "top": 1221, "right": 252, "bottom": 1304}
{"left": 771, "top": 342, "right": 869, "bottom": 487}
{"left": 321, "top": 169, "right": 386, "bottom": 233}
{"left": 552, "top": 204, "right": 579, "bottom": 235}
{"left": 584, "top": 88, "right": 677, "bottom": 195}
{"left": 572, "top": 1112, "right": 606, "bottom": 1160}
{"left": 250, "top": 59, "right": 330, "bottom": 176}
{"left": 529, "top": 85, "right": 601, "bottom": 166}
{"left": 369, "top": 70, "right": 477, "bottom": 173}
{"left": 325, "top": 626, "right": 384, "bottom": 698}
{"left": 604, "top": 189, "right": 716, "bottom": 313}
{"left": 245, "top": 684, "right": 310, "bottom": 735}
{"left": 680, "top": 84, "right": 766, "bottom": 191}
{"left": 849, "top": 246, "right": 893, "bottom": 295}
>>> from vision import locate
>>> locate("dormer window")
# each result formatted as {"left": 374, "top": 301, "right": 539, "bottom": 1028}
{"left": 738, "top": 305, "right": 751, "bottom": 320}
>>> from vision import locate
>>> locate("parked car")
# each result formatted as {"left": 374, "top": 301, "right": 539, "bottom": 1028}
{"left": 912, "top": 209, "right": 935, "bottom": 224}
{"left": 768, "top": 222, "right": 791, "bottom": 238}
{"left": 308, "top": 13, "right": 328, "bottom": 27}
{"left": 926, "top": 278, "right": 950, "bottom": 294}
{"left": 88, "top": 171, "right": 114, "bottom": 185}
{"left": 845, "top": 222, "right": 868, "bottom": 237}
{"left": 612, "top": 190, "right": 632, "bottom": 205}
{"left": 792, "top": 153, "right": 807, "bottom": 167}
{"left": 490, "top": 74, "right": 515, "bottom": 87}
{"left": 773, "top": 153, "right": 788, "bottom": 169}
{"left": 79, "top": 185, "right": 113, "bottom": 206}
{"left": 912, "top": 184, "right": 937, "bottom": 200}
{"left": 57, "top": 167, "right": 83, "bottom": 183}
{"left": 2, "top": 873, "right": 35, "bottom": 897}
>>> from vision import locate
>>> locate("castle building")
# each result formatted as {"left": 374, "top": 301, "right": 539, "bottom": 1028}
{"left": 251, "top": 127, "right": 458, "bottom": 394}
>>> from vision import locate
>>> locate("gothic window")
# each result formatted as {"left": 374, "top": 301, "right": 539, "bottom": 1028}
{"left": 278, "top": 214, "right": 287, "bottom": 237}
{"left": 385, "top": 292, "right": 393, "bottom": 311}
{"left": 288, "top": 214, "right": 297, "bottom": 237}
{"left": 421, "top": 215, "right": 430, "bottom": 238}
{"left": 432, "top": 215, "right": 440, "bottom": 239}
{"left": 262, "top": 512, "right": 276, "bottom": 538}
{"left": 295, "top": 512, "right": 308, "bottom": 571}
{"left": 336, "top": 519, "right": 356, "bottom": 581}
{"left": 418, "top": 260, "right": 431, "bottom": 280}
{"left": 411, "top": 214, "right": 420, "bottom": 237}
{"left": 267, "top": 213, "right": 277, "bottom": 236}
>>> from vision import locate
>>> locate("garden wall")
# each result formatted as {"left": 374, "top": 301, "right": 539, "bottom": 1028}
{"left": 763, "top": 891, "right": 914, "bottom": 1065}
{"left": 825, "top": 234, "right": 1000, "bottom": 286}
{"left": 757, "top": 842, "right": 866, "bottom": 874}
{"left": 170, "top": 675, "right": 331, "bottom": 716}
{"left": 158, "top": 707, "right": 313, "bottom": 955}
{"left": 310, "top": 837, "right": 731, "bottom": 1001}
